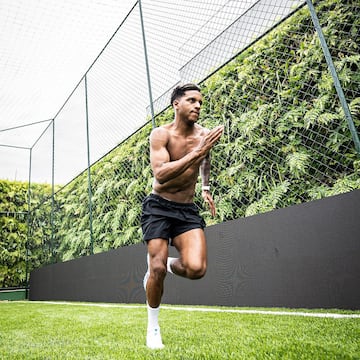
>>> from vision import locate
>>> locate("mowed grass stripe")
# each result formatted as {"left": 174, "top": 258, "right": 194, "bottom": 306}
{"left": 1, "top": 302, "right": 359, "bottom": 359}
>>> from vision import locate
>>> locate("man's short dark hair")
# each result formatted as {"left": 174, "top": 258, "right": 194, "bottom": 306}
{"left": 170, "top": 83, "right": 201, "bottom": 106}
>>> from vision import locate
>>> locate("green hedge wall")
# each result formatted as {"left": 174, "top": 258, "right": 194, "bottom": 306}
{"left": 0, "top": 180, "right": 52, "bottom": 287}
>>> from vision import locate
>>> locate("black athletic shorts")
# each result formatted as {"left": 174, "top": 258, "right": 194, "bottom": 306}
{"left": 141, "top": 193, "right": 206, "bottom": 244}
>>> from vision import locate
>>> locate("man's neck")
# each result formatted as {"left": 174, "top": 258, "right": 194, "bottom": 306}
{"left": 173, "top": 116, "right": 196, "bottom": 135}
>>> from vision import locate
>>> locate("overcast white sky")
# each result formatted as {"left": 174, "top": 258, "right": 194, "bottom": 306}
{"left": 0, "top": 0, "right": 302, "bottom": 185}
{"left": 0, "top": 0, "right": 251, "bottom": 184}
{"left": 0, "top": 0, "right": 138, "bottom": 183}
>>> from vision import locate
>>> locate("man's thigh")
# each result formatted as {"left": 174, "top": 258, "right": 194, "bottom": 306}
{"left": 172, "top": 228, "right": 207, "bottom": 265}
{"left": 147, "top": 238, "right": 169, "bottom": 262}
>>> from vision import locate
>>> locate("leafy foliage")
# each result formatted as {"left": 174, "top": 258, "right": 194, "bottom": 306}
{"left": 0, "top": 180, "right": 53, "bottom": 287}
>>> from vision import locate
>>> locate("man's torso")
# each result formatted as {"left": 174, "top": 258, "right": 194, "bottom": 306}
{"left": 152, "top": 123, "right": 206, "bottom": 203}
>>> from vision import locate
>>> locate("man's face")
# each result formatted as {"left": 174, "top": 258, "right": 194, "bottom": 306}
{"left": 174, "top": 90, "right": 203, "bottom": 122}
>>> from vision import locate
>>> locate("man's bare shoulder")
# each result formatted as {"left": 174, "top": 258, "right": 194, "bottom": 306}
{"left": 150, "top": 125, "right": 171, "bottom": 144}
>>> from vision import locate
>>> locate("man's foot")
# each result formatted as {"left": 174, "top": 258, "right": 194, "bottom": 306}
{"left": 143, "top": 253, "right": 150, "bottom": 291}
{"left": 146, "top": 327, "right": 164, "bottom": 349}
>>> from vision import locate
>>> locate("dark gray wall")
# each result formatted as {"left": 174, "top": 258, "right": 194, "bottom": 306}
{"left": 30, "top": 190, "right": 360, "bottom": 309}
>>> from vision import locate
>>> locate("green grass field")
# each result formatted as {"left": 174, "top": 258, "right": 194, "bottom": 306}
{"left": 0, "top": 301, "right": 359, "bottom": 359}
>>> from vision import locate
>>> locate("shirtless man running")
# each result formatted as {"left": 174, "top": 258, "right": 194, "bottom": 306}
{"left": 141, "top": 83, "right": 223, "bottom": 349}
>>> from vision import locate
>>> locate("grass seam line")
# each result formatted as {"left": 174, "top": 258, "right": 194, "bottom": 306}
{"left": 17, "top": 301, "right": 360, "bottom": 319}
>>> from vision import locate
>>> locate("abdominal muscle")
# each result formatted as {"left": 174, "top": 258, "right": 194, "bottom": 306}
{"left": 152, "top": 167, "right": 199, "bottom": 203}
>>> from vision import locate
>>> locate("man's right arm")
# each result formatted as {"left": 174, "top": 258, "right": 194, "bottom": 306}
{"left": 150, "top": 127, "right": 205, "bottom": 185}
{"left": 150, "top": 125, "right": 224, "bottom": 185}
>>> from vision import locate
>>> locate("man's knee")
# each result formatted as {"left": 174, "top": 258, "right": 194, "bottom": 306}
{"left": 151, "top": 258, "right": 167, "bottom": 281}
{"left": 186, "top": 261, "right": 207, "bottom": 280}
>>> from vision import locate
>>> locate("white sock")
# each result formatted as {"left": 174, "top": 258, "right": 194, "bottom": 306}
{"left": 167, "top": 257, "right": 177, "bottom": 274}
{"left": 147, "top": 303, "right": 160, "bottom": 331}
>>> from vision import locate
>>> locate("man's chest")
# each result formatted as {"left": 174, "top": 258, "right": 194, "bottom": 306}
{"left": 167, "top": 135, "right": 201, "bottom": 161}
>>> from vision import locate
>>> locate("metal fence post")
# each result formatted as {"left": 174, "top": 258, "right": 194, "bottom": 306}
{"left": 139, "top": 0, "right": 156, "bottom": 129}
{"left": 25, "top": 148, "right": 32, "bottom": 295}
{"left": 306, "top": 0, "right": 360, "bottom": 155}
{"left": 85, "top": 75, "right": 94, "bottom": 255}
{"left": 51, "top": 119, "right": 56, "bottom": 262}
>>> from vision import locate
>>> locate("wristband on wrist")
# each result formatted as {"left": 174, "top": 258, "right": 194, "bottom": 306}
{"left": 202, "top": 185, "right": 210, "bottom": 191}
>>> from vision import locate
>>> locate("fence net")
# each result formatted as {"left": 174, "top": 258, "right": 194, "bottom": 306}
{"left": 1, "top": 0, "right": 359, "bottom": 284}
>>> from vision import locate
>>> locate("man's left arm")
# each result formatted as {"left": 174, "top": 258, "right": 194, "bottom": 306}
{"left": 200, "top": 153, "right": 216, "bottom": 217}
